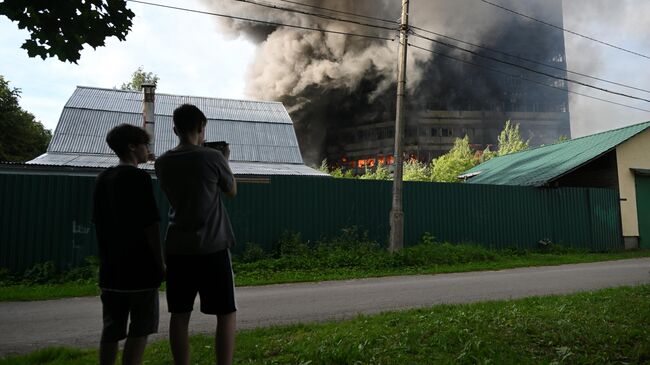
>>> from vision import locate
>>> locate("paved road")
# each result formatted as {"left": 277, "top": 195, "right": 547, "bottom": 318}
{"left": 1, "top": 258, "right": 649, "bottom": 356}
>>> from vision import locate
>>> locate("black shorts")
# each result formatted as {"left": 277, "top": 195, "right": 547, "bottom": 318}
{"left": 166, "top": 249, "right": 237, "bottom": 315}
{"left": 100, "top": 289, "right": 159, "bottom": 343}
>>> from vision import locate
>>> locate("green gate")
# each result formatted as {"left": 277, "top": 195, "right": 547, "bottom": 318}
{"left": 635, "top": 174, "right": 650, "bottom": 249}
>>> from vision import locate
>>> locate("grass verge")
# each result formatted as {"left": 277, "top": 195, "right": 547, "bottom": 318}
{"left": 2, "top": 230, "right": 650, "bottom": 301}
{"left": 2, "top": 284, "right": 649, "bottom": 364}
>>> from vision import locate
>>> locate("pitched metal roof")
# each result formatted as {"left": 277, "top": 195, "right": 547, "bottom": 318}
{"left": 28, "top": 86, "right": 327, "bottom": 176}
{"left": 462, "top": 121, "right": 650, "bottom": 186}
{"left": 24, "top": 154, "right": 327, "bottom": 176}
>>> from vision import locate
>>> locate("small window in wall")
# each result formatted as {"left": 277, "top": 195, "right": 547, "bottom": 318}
{"left": 431, "top": 127, "right": 438, "bottom": 137}
{"left": 441, "top": 128, "right": 452, "bottom": 137}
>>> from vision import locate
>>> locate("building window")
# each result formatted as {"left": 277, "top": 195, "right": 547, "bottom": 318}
{"left": 431, "top": 127, "right": 438, "bottom": 137}
{"left": 441, "top": 128, "right": 452, "bottom": 137}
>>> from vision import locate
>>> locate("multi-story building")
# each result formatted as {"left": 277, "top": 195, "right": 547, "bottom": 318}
{"left": 326, "top": 0, "right": 571, "bottom": 170}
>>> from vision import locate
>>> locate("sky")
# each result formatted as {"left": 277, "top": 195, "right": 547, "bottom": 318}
{"left": 1, "top": 0, "right": 649, "bottom": 137}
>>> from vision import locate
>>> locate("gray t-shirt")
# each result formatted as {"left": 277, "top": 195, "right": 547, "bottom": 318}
{"left": 155, "top": 144, "right": 236, "bottom": 255}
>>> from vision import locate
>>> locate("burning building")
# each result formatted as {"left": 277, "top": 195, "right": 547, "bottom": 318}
{"left": 205, "top": 0, "right": 571, "bottom": 170}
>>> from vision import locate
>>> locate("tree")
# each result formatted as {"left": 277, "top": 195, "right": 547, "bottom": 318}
{"left": 0, "top": 76, "right": 52, "bottom": 162}
{"left": 403, "top": 159, "right": 430, "bottom": 181}
{"left": 0, "top": 0, "right": 135, "bottom": 63}
{"left": 430, "top": 136, "right": 477, "bottom": 182}
{"left": 120, "top": 66, "right": 159, "bottom": 91}
{"left": 481, "top": 120, "right": 529, "bottom": 163}
{"left": 496, "top": 120, "right": 529, "bottom": 156}
{"left": 359, "top": 163, "right": 392, "bottom": 180}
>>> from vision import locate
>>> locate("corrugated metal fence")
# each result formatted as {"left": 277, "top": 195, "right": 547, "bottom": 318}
{"left": 0, "top": 173, "right": 623, "bottom": 271}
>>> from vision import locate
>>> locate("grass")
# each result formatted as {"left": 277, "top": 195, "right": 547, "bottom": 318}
{"left": 2, "top": 230, "right": 650, "bottom": 301}
{"left": 2, "top": 284, "right": 649, "bottom": 364}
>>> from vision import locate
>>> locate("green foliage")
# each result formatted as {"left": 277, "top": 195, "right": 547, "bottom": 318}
{"left": 329, "top": 167, "right": 355, "bottom": 179}
{"left": 555, "top": 134, "right": 569, "bottom": 143}
{"left": 318, "top": 159, "right": 329, "bottom": 174}
{"left": 276, "top": 231, "right": 310, "bottom": 257}
{"left": 120, "top": 66, "right": 159, "bottom": 91}
{"left": 496, "top": 120, "right": 529, "bottom": 156}
{"left": 0, "top": 0, "right": 135, "bottom": 63}
{"left": 402, "top": 159, "right": 430, "bottom": 181}
{"left": 1, "top": 257, "right": 98, "bottom": 286}
{"left": 358, "top": 163, "right": 392, "bottom": 180}
{"left": 0, "top": 76, "right": 52, "bottom": 162}
{"left": 22, "top": 262, "right": 58, "bottom": 285}
{"left": 430, "top": 135, "right": 477, "bottom": 182}
{"left": 240, "top": 243, "right": 268, "bottom": 263}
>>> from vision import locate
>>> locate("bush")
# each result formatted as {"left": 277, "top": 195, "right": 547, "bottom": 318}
{"left": 276, "top": 231, "right": 310, "bottom": 257}
{"left": 61, "top": 256, "right": 99, "bottom": 283}
{"left": 240, "top": 243, "right": 267, "bottom": 263}
{"left": 22, "top": 261, "right": 58, "bottom": 285}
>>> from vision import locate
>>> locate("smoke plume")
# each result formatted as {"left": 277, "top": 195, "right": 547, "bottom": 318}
{"left": 202, "top": 0, "right": 648, "bottom": 163}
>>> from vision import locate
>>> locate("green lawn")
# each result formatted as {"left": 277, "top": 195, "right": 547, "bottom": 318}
{"left": 2, "top": 247, "right": 650, "bottom": 302}
{"left": 2, "top": 284, "right": 649, "bottom": 364}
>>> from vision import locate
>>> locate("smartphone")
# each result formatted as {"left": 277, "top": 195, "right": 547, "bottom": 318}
{"left": 204, "top": 141, "right": 229, "bottom": 154}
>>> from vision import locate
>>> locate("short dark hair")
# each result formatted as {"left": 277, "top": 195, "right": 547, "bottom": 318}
{"left": 106, "top": 124, "right": 150, "bottom": 159}
{"left": 173, "top": 104, "right": 207, "bottom": 135}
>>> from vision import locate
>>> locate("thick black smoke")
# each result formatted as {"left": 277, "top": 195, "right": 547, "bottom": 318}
{"left": 203, "top": 0, "right": 571, "bottom": 163}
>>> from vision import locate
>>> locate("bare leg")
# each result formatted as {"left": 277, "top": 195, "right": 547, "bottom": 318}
{"left": 99, "top": 341, "right": 119, "bottom": 365}
{"left": 122, "top": 336, "right": 148, "bottom": 365}
{"left": 169, "top": 312, "right": 192, "bottom": 365}
{"left": 216, "top": 312, "right": 236, "bottom": 365}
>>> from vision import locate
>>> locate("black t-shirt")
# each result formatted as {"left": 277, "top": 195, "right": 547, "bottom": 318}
{"left": 92, "top": 165, "right": 161, "bottom": 290}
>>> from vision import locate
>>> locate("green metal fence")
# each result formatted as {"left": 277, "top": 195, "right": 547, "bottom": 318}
{"left": 0, "top": 173, "right": 623, "bottom": 271}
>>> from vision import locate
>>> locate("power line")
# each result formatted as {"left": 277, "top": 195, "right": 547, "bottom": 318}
{"left": 411, "top": 32, "right": 650, "bottom": 104}
{"left": 477, "top": 0, "right": 650, "bottom": 61}
{"left": 274, "top": 0, "right": 397, "bottom": 25}
{"left": 235, "top": 0, "right": 397, "bottom": 31}
{"left": 126, "top": 0, "right": 395, "bottom": 42}
{"left": 410, "top": 25, "right": 650, "bottom": 95}
{"left": 408, "top": 42, "right": 650, "bottom": 114}
{"left": 242, "top": 0, "right": 650, "bottom": 97}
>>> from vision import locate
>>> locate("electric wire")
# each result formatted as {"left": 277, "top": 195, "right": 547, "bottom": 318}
{"left": 411, "top": 31, "right": 650, "bottom": 104}
{"left": 408, "top": 42, "right": 650, "bottom": 113}
{"left": 478, "top": 0, "right": 650, "bottom": 60}
{"left": 128, "top": 0, "right": 650, "bottom": 110}
{"left": 274, "top": 0, "right": 398, "bottom": 25}
{"left": 242, "top": 0, "right": 650, "bottom": 96}
{"left": 410, "top": 25, "right": 650, "bottom": 95}
{"left": 125, "top": 0, "right": 395, "bottom": 41}
{"left": 235, "top": 0, "right": 397, "bottom": 31}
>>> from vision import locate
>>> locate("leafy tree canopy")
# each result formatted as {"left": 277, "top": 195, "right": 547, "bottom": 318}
{"left": 430, "top": 136, "right": 478, "bottom": 183}
{"left": 496, "top": 120, "right": 529, "bottom": 156}
{"left": 403, "top": 159, "right": 430, "bottom": 182}
{"left": 0, "top": 0, "right": 135, "bottom": 63}
{"left": 120, "top": 66, "right": 159, "bottom": 91}
{"left": 0, "top": 76, "right": 52, "bottom": 162}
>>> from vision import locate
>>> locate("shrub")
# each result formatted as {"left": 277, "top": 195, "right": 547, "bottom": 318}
{"left": 22, "top": 261, "right": 58, "bottom": 285}
{"left": 240, "top": 243, "right": 267, "bottom": 263}
{"left": 276, "top": 231, "right": 310, "bottom": 257}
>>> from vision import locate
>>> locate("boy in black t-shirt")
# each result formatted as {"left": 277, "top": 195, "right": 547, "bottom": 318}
{"left": 93, "top": 124, "right": 164, "bottom": 365}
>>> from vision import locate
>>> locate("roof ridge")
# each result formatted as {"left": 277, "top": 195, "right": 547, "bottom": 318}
{"left": 74, "top": 86, "right": 283, "bottom": 105}
{"left": 482, "top": 120, "right": 650, "bottom": 160}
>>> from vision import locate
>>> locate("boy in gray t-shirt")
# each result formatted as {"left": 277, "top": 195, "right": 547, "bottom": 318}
{"left": 155, "top": 104, "right": 237, "bottom": 365}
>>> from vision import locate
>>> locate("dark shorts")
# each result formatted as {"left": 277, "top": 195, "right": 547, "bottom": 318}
{"left": 166, "top": 249, "right": 237, "bottom": 315}
{"left": 100, "top": 289, "right": 159, "bottom": 343}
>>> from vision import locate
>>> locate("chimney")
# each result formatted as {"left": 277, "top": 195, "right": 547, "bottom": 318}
{"left": 141, "top": 83, "right": 156, "bottom": 160}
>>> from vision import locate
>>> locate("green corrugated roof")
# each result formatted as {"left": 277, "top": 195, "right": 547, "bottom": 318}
{"left": 463, "top": 121, "right": 650, "bottom": 186}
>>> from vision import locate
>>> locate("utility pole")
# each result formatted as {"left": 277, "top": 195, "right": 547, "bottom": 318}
{"left": 389, "top": 0, "right": 409, "bottom": 252}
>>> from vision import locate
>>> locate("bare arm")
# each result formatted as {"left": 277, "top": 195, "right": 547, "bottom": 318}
{"left": 225, "top": 177, "right": 237, "bottom": 198}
